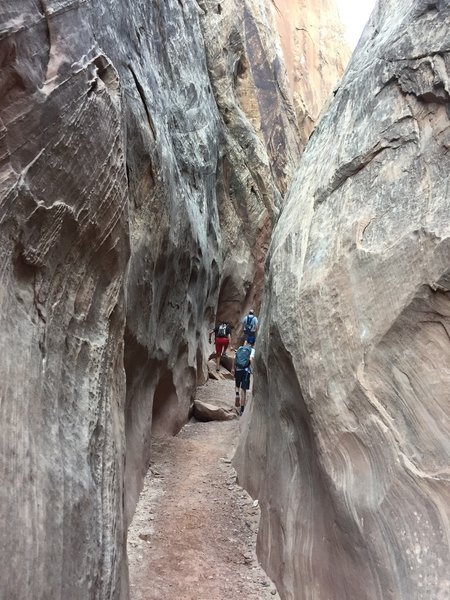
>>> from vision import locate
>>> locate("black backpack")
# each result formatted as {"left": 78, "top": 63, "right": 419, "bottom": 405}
{"left": 217, "top": 323, "right": 227, "bottom": 337}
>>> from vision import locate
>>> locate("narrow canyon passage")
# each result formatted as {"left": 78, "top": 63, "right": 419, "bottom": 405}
{"left": 128, "top": 378, "right": 278, "bottom": 600}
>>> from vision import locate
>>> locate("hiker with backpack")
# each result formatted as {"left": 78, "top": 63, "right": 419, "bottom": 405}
{"left": 209, "top": 321, "right": 232, "bottom": 372}
{"left": 232, "top": 340, "right": 255, "bottom": 415}
{"left": 242, "top": 309, "right": 258, "bottom": 345}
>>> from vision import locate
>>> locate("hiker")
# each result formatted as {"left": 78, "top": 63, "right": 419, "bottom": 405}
{"left": 209, "top": 321, "right": 232, "bottom": 372}
{"left": 242, "top": 309, "right": 258, "bottom": 345}
{"left": 232, "top": 339, "right": 255, "bottom": 415}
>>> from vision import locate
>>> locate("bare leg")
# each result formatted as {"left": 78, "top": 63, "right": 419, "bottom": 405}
{"left": 216, "top": 352, "right": 220, "bottom": 371}
{"left": 240, "top": 389, "right": 247, "bottom": 412}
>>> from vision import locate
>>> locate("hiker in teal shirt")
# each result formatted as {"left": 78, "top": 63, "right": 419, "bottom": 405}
{"left": 232, "top": 340, "right": 255, "bottom": 415}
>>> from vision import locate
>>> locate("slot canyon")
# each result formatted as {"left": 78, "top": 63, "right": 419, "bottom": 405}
{"left": 0, "top": 1, "right": 449, "bottom": 599}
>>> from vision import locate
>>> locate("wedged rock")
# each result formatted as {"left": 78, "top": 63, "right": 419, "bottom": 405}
{"left": 220, "top": 355, "right": 235, "bottom": 374}
{"left": 193, "top": 400, "right": 237, "bottom": 422}
{"left": 208, "top": 359, "right": 226, "bottom": 381}
{"left": 208, "top": 362, "right": 234, "bottom": 382}
{"left": 237, "top": 2, "right": 450, "bottom": 600}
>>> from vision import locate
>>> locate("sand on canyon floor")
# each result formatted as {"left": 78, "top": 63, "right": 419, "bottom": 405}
{"left": 128, "top": 378, "right": 279, "bottom": 600}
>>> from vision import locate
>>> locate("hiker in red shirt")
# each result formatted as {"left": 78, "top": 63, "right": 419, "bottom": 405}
{"left": 209, "top": 321, "right": 232, "bottom": 372}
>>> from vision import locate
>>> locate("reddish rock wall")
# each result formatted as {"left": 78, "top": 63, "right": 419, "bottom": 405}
{"left": 274, "top": 0, "right": 350, "bottom": 143}
{"left": 199, "top": 0, "right": 348, "bottom": 336}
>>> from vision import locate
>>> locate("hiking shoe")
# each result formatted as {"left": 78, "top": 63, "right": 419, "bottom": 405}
{"left": 240, "top": 406, "right": 245, "bottom": 415}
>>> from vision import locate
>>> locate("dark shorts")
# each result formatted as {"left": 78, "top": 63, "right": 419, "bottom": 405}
{"left": 235, "top": 368, "right": 250, "bottom": 390}
{"left": 245, "top": 334, "right": 256, "bottom": 345}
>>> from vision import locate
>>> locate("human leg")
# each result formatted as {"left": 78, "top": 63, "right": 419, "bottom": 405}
{"left": 240, "top": 370, "right": 250, "bottom": 413}
{"left": 235, "top": 369, "right": 245, "bottom": 408}
{"left": 240, "top": 389, "right": 247, "bottom": 414}
{"left": 215, "top": 338, "right": 226, "bottom": 370}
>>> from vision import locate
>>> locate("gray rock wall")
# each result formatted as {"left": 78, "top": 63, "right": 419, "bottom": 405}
{"left": 236, "top": 1, "right": 450, "bottom": 599}
{"left": 1, "top": 1, "right": 220, "bottom": 598}
{"left": 0, "top": 0, "right": 347, "bottom": 598}
{"left": 1, "top": 3, "right": 130, "bottom": 598}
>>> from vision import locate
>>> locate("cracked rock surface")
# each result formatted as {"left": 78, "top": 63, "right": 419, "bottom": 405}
{"left": 236, "top": 2, "right": 450, "bottom": 599}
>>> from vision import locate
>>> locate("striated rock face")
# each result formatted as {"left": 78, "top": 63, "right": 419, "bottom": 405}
{"left": 199, "top": 0, "right": 298, "bottom": 330}
{"left": 0, "top": 3, "right": 130, "bottom": 598}
{"left": 117, "top": 1, "right": 221, "bottom": 532}
{"left": 1, "top": 1, "right": 220, "bottom": 598}
{"left": 237, "top": 2, "right": 450, "bottom": 599}
{"left": 273, "top": 0, "right": 350, "bottom": 143}
{"left": 199, "top": 0, "right": 348, "bottom": 330}
{"left": 0, "top": 0, "right": 347, "bottom": 599}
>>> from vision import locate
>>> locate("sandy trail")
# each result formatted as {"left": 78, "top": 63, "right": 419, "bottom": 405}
{"left": 128, "top": 378, "right": 278, "bottom": 600}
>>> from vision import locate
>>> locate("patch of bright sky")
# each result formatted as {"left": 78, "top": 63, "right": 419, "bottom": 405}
{"left": 335, "top": 0, "right": 377, "bottom": 48}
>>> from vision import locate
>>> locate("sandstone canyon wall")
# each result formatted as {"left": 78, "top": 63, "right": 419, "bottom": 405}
{"left": 1, "top": 1, "right": 220, "bottom": 598}
{"left": 273, "top": 0, "right": 350, "bottom": 144}
{"left": 200, "top": 0, "right": 349, "bottom": 330}
{"left": 0, "top": 0, "right": 347, "bottom": 598}
{"left": 1, "top": 3, "right": 130, "bottom": 598}
{"left": 236, "top": 1, "right": 450, "bottom": 599}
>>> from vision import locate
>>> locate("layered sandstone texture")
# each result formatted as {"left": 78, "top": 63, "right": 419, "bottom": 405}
{"left": 0, "top": 0, "right": 347, "bottom": 599}
{"left": 237, "top": 2, "right": 450, "bottom": 599}
{"left": 273, "top": 0, "right": 350, "bottom": 143}
{"left": 199, "top": 0, "right": 348, "bottom": 328}
{"left": 0, "top": 1, "right": 220, "bottom": 598}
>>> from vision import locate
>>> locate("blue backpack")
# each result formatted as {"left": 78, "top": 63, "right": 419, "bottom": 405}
{"left": 244, "top": 315, "right": 255, "bottom": 334}
{"left": 235, "top": 345, "right": 251, "bottom": 369}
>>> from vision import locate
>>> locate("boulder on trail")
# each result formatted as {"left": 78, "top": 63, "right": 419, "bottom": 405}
{"left": 236, "top": 2, "right": 450, "bottom": 600}
{"left": 193, "top": 400, "right": 237, "bottom": 422}
{"left": 220, "top": 355, "right": 234, "bottom": 374}
{"left": 207, "top": 359, "right": 234, "bottom": 381}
